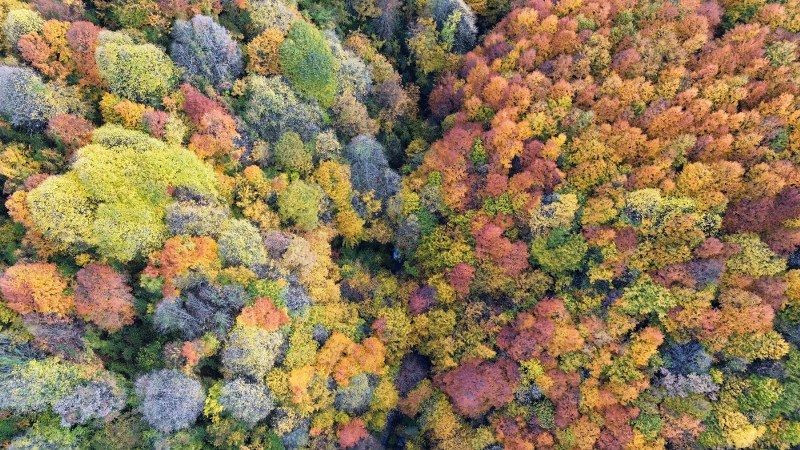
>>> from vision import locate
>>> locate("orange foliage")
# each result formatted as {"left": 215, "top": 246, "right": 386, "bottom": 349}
{"left": 236, "top": 297, "right": 290, "bottom": 331}
{"left": 0, "top": 263, "right": 73, "bottom": 316}
{"left": 144, "top": 236, "right": 221, "bottom": 296}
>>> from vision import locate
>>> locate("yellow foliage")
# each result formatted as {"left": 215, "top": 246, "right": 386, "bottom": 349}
{"left": 247, "top": 28, "right": 285, "bottom": 76}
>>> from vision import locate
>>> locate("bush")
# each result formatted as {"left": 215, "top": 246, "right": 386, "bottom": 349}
{"left": 277, "top": 179, "right": 323, "bottom": 231}
{"left": 279, "top": 21, "right": 338, "bottom": 107}
{"left": 170, "top": 15, "right": 243, "bottom": 90}
{"left": 95, "top": 31, "right": 178, "bottom": 105}
{"left": 135, "top": 369, "right": 204, "bottom": 434}
{"left": 219, "top": 378, "right": 275, "bottom": 425}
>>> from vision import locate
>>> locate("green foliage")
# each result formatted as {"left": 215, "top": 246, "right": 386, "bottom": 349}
{"left": 0, "top": 358, "right": 91, "bottom": 415}
{"left": 277, "top": 179, "right": 323, "bottom": 231}
{"left": 274, "top": 131, "right": 312, "bottom": 174}
{"left": 279, "top": 21, "right": 338, "bottom": 107}
{"left": 529, "top": 227, "right": 588, "bottom": 275}
{"left": 618, "top": 275, "right": 677, "bottom": 318}
{"left": 27, "top": 127, "right": 218, "bottom": 261}
{"left": 3, "top": 8, "right": 42, "bottom": 48}
{"left": 8, "top": 412, "right": 85, "bottom": 449}
{"left": 738, "top": 376, "right": 782, "bottom": 417}
{"left": 218, "top": 219, "right": 268, "bottom": 268}
{"left": 96, "top": 32, "right": 178, "bottom": 105}
{"left": 725, "top": 233, "right": 787, "bottom": 277}
{"left": 222, "top": 326, "right": 284, "bottom": 380}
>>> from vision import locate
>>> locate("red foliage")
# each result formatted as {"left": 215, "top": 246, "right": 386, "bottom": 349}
{"left": 447, "top": 263, "right": 475, "bottom": 297}
{"left": 66, "top": 21, "right": 102, "bottom": 86}
{"left": 33, "top": 0, "right": 84, "bottom": 20}
{"left": 17, "top": 33, "right": 62, "bottom": 79}
{"left": 497, "top": 298, "right": 575, "bottom": 361}
{"left": 143, "top": 110, "right": 169, "bottom": 139}
{"left": 408, "top": 285, "right": 436, "bottom": 315}
{"left": 724, "top": 187, "right": 800, "bottom": 254}
{"left": 188, "top": 109, "right": 240, "bottom": 159}
{"left": 474, "top": 222, "right": 529, "bottom": 277}
{"left": 181, "top": 83, "right": 224, "bottom": 125}
{"left": 436, "top": 357, "right": 519, "bottom": 418}
{"left": 47, "top": 114, "right": 94, "bottom": 150}
{"left": 74, "top": 263, "right": 136, "bottom": 332}
{"left": 338, "top": 418, "right": 369, "bottom": 448}
{"left": 428, "top": 73, "right": 464, "bottom": 119}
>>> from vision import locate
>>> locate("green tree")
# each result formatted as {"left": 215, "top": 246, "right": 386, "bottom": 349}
{"left": 95, "top": 32, "right": 178, "bottom": 105}
{"left": 277, "top": 179, "right": 323, "bottom": 231}
{"left": 274, "top": 131, "right": 312, "bottom": 174}
{"left": 27, "top": 127, "right": 218, "bottom": 261}
{"left": 279, "top": 20, "right": 338, "bottom": 107}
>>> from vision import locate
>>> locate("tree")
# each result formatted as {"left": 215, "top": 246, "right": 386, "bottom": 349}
{"left": 3, "top": 8, "right": 43, "bottom": 49}
{"left": 219, "top": 378, "right": 275, "bottom": 425}
{"left": 170, "top": 15, "right": 243, "bottom": 90}
{"left": 249, "top": 0, "right": 300, "bottom": 33}
{"left": 0, "top": 65, "right": 66, "bottom": 130}
{"left": 428, "top": 0, "right": 477, "bottom": 53}
{"left": 241, "top": 75, "right": 324, "bottom": 142}
{"left": 153, "top": 280, "right": 246, "bottom": 339}
{"left": 222, "top": 326, "right": 284, "bottom": 380}
{"left": 65, "top": 20, "right": 102, "bottom": 86}
{"left": 335, "top": 373, "right": 375, "bottom": 415}
{"left": 218, "top": 218, "right": 268, "bottom": 268}
{"left": 343, "top": 135, "right": 400, "bottom": 202}
{"left": 436, "top": 358, "right": 519, "bottom": 419}
{"left": 236, "top": 297, "right": 290, "bottom": 331}
{"left": 246, "top": 28, "right": 284, "bottom": 76}
{"left": 165, "top": 199, "right": 229, "bottom": 237}
{"left": 135, "top": 369, "right": 205, "bottom": 434}
{"left": 52, "top": 379, "right": 126, "bottom": 426}
{"left": 47, "top": 114, "right": 94, "bottom": 150}
{"left": 17, "top": 19, "right": 73, "bottom": 81}
{"left": 529, "top": 227, "right": 588, "bottom": 275}
{"left": 95, "top": 31, "right": 178, "bottom": 105}
{"left": 0, "top": 358, "right": 95, "bottom": 416}
{"left": 277, "top": 179, "right": 323, "bottom": 231}
{"left": 273, "top": 131, "right": 312, "bottom": 174}
{"left": 0, "top": 262, "right": 72, "bottom": 316}
{"left": 74, "top": 263, "right": 135, "bottom": 332}
{"left": 279, "top": 20, "right": 338, "bottom": 107}
{"left": 26, "top": 126, "right": 219, "bottom": 261}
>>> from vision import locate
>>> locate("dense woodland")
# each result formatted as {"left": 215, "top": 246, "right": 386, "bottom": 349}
{"left": 2, "top": 0, "right": 800, "bottom": 448}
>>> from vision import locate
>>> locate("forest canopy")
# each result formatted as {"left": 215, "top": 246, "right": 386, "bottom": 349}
{"left": 2, "top": 0, "right": 800, "bottom": 449}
